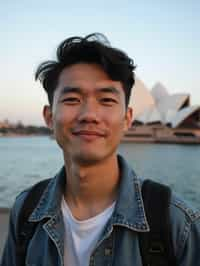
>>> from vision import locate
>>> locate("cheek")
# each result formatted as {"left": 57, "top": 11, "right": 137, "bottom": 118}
{"left": 53, "top": 106, "right": 77, "bottom": 125}
{"left": 105, "top": 112, "right": 126, "bottom": 133}
{"left": 52, "top": 109, "right": 71, "bottom": 135}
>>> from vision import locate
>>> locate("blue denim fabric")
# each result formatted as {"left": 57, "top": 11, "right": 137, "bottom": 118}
{"left": 1, "top": 154, "right": 200, "bottom": 266}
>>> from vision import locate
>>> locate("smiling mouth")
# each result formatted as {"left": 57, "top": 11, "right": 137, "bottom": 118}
{"left": 72, "top": 130, "right": 105, "bottom": 140}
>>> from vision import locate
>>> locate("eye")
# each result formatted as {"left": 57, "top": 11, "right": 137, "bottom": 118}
{"left": 62, "top": 97, "right": 80, "bottom": 104}
{"left": 100, "top": 98, "right": 118, "bottom": 105}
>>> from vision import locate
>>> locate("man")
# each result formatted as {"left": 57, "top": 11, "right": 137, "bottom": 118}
{"left": 1, "top": 33, "right": 200, "bottom": 266}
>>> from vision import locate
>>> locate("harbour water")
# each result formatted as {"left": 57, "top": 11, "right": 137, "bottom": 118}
{"left": 0, "top": 136, "right": 200, "bottom": 209}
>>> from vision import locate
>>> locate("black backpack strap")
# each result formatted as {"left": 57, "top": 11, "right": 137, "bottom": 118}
{"left": 139, "top": 179, "right": 177, "bottom": 266}
{"left": 16, "top": 178, "right": 51, "bottom": 266}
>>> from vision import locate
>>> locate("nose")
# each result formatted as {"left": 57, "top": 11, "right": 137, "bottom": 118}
{"left": 77, "top": 99, "right": 100, "bottom": 124}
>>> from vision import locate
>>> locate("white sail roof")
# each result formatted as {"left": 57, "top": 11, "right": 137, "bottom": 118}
{"left": 151, "top": 82, "right": 169, "bottom": 103}
{"left": 129, "top": 78, "right": 155, "bottom": 117}
{"left": 135, "top": 106, "right": 162, "bottom": 124}
{"left": 156, "top": 93, "right": 190, "bottom": 114}
{"left": 165, "top": 109, "right": 177, "bottom": 124}
{"left": 170, "top": 106, "right": 200, "bottom": 128}
{"left": 148, "top": 107, "right": 163, "bottom": 123}
{"left": 131, "top": 79, "right": 199, "bottom": 128}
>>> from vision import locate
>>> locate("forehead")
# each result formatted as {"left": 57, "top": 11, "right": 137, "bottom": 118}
{"left": 57, "top": 63, "right": 124, "bottom": 94}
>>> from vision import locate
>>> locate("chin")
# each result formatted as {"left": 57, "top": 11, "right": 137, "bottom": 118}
{"left": 73, "top": 147, "right": 118, "bottom": 166}
{"left": 73, "top": 152, "right": 108, "bottom": 166}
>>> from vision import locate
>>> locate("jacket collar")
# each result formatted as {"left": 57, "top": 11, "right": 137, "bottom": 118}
{"left": 29, "top": 154, "right": 149, "bottom": 232}
{"left": 29, "top": 167, "right": 66, "bottom": 221}
{"left": 111, "top": 155, "right": 149, "bottom": 232}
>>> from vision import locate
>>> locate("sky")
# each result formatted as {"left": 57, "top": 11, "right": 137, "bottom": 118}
{"left": 0, "top": 0, "right": 200, "bottom": 125}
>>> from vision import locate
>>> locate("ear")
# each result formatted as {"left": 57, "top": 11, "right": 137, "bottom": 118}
{"left": 43, "top": 105, "right": 53, "bottom": 130}
{"left": 124, "top": 107, "right": 133, "bottom": 131}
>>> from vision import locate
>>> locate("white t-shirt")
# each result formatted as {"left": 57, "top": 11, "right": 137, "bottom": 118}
{"left": 61, "top": 197, "right": 115, "bottom": 266}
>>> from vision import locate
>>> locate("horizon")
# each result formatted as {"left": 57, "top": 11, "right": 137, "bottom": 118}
{"left": 1, "top": 0, "right": 200, "bottom": 126}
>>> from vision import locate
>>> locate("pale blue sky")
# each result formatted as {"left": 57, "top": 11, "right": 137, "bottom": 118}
{"left": 0, "top": 0, "right": 200, "bottom": 125}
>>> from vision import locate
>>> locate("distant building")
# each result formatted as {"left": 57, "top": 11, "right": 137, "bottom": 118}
{"left": 125, "top": 79, "right": 200, "bottom": 143}
{"left": 0, "top": 120, "right": 13, "bottom": 129}
{"left": 129, "top": 79, "right": 200, "bottom": 129}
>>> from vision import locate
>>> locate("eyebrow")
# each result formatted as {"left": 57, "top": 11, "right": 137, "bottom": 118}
{"left": 60, "top": 87, "right": 82, "bottom": 95}
{"left": 60, "top": 86, "right": 120, "bottom": 96}
{"left": 97, "top": 87, "right": 120, "bottom": 95}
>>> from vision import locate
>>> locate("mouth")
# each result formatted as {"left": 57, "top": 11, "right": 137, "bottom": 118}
{"left": 72, "top": 130, "right": 106, "bottom": 141}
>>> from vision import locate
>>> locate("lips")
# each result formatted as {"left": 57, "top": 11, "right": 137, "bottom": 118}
{"left": 72, "top": 130, "right": 106, "bottom": 140}
{"left": 73, "top": 130, "right": 105, "bottom": 136}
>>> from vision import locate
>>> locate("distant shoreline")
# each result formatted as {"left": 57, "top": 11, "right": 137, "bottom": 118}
{"left": 1, "top": 132, "right": 200, "bottom": 144}
{"left": 0, "top": 133, "right": 50, "bottom": 137}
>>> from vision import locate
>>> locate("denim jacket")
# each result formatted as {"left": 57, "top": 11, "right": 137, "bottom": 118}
{"left": 1, "top": 154, "right": 200, "bottom": 266}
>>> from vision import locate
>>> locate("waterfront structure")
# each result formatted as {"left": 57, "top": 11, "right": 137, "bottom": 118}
{"left": 125, "top": 79, "right": 200, "bottom": 143}
{"left": 0, "top": 120, "right": 13, "bottom": 129}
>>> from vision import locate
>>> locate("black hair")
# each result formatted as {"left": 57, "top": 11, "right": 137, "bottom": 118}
{"left": 35, "top": 33, "right": 136, "bottom": 107}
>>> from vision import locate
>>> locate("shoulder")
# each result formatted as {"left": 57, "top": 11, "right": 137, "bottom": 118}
{"left": 7, "top": 187, "right": 32, "bottom": 237}
{"left": 170, "top": 192, "right": 200, "bottom": 223}
{"left": 10, "top": 178, "right": 52, "bottom": 228}
{"left": 138, "top": 177, "right": 200, "bottom": 262}
{"left": 11, "top": 188, "right": 32, "bottom": 220}
{"left": 169, "top": 192, "right": 200, "bottom": 259}
{"left": 139, "top": 177, "right": 200, "bottom": 222}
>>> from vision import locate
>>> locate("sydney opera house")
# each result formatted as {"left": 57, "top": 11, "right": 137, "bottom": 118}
{"left": 124, "top": 79, "right": 200, "bottom": 143}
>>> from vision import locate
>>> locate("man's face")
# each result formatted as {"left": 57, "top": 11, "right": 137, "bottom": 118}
{"left": 44, "top": 63, "right": 133, "bottom": 166}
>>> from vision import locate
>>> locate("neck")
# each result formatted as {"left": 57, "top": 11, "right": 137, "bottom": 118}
{"left": 63, "top": 154, "right": 120, "bottom": 220}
